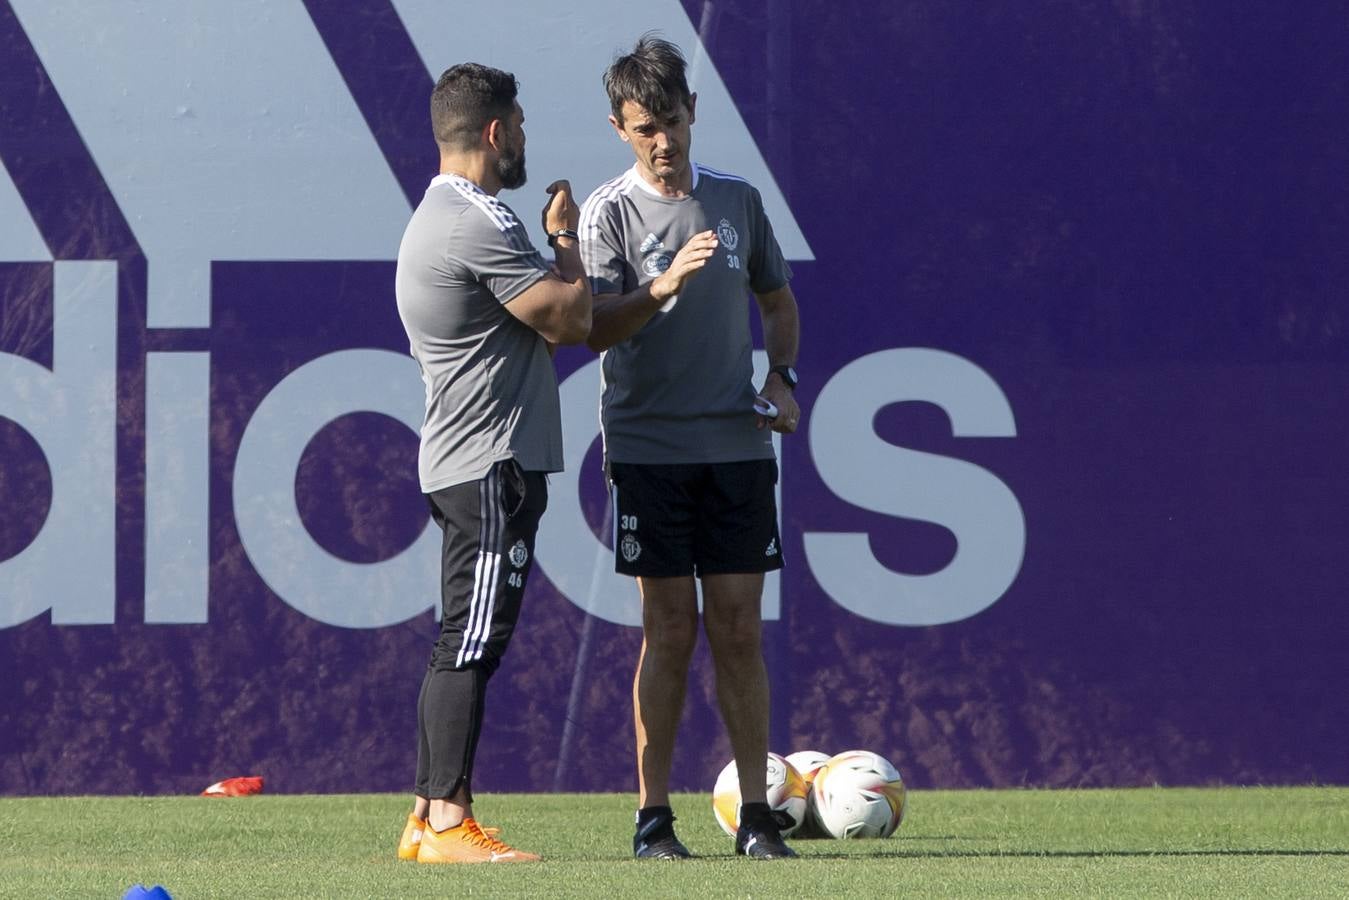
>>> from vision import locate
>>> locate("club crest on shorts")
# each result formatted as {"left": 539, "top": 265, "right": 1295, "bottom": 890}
{"left": 508, "top": 539, "right": 529, "bottom": 568}
{"left": 716, "top": 218, "right": 740, "bottom": 251}
{"left": 620, "top": 533, "right": 642, "bottom": 563}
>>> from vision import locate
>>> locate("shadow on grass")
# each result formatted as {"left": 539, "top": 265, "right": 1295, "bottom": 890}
{"left": 556, "top": 846, "right": 1349, "bottom": 865}
{"left": 794, "top": 848, "right": 1349, "bottom": 860}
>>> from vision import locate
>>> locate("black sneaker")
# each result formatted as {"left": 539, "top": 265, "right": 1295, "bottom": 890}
{"left": 735, "top": 810, "right": 799, "bottom": 860}
{"left": 634, "top": 813, "right": 692, "bottom": 859}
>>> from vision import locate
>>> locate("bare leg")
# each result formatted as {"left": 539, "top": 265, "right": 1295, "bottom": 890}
{"left": 702, "top": 572, "right": 770, "bottom": 805}
{"left": 428, "top": 786, "right": 472, "bottom": 832}
{"left": 633, "top": 576, "right": 699, "bottom": 808}
{"left": 412, "top": 796, "right": 429, "bottom": 820}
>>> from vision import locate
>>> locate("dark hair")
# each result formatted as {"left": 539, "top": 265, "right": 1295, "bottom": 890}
{"left": 431, "top": 63, "right": 518, "bottom": 151}
{"left": 603, "top": 34, "right": 692, "bottom": 124}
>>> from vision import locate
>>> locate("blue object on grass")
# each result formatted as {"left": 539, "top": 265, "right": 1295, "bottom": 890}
{"left": 122, "top": 885, "right": 173, "bottom": 900}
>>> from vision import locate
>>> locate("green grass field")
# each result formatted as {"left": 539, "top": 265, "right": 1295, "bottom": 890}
{"left": 1, "top": 788, "right": 1346, "bottom": 898}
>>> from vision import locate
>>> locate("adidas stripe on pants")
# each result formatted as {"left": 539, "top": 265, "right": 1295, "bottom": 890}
{"left": 415, "top": 459, "right": 548, "bottom": 799}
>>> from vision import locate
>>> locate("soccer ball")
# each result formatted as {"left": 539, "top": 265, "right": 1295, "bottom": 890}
{"left": 784, "top": 750, "right": 832, "bottom": 838}
{"left": 785, "top": 750, "right": 831, "bottom": 785}
{"left": 811, "top": 750, "right": 907, "bottom": 839}
{"left": 711, "top": 752, "right": 809, "bottom": 837}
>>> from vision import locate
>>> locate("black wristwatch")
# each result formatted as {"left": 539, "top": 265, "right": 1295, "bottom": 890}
{"left": 768, "top": 364, "right": 799, "bottom": 390}
{"left": 547, "top": 228, "right": 579, "bottom": 248}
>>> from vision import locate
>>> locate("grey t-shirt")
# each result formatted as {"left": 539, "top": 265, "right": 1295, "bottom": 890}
{"left": 396, "top": 173, "right": 563, "bottom": 491}
{"left": 579, "top": 163, "right": 792, "bottom": 464}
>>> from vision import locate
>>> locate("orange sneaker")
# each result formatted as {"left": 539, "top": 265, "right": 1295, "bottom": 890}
{"left": 397, "top": 813, "right": 426, "bottom": 861}
{"left": 416, "top": 817, "right": 540, "bottom": 864}
{"left": 399, "top": 813, "right": 501, "bottom": 860}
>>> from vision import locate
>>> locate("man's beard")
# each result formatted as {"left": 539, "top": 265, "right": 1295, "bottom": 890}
{"left": 496, "top": 143, "right": 526, "bottom": 190}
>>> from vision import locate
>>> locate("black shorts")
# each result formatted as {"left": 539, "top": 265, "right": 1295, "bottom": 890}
{"left": 426, "top": 459, "right": 547, "bottom": 673}
{"left": 608, "top": 460, "right": 783, "bottom": 578}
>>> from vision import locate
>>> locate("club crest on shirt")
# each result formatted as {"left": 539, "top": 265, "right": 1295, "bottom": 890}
{"left": 509, "top": 539, "right": 529, "bottom": 568}
{"left": 620, "top": 533, "right": 642, "bottom": 563}
{"left": 716, "top": 218, "right": 740, "bottom": 251}
{"left": 642, "top": 250, "right": 674, "bottom": 277}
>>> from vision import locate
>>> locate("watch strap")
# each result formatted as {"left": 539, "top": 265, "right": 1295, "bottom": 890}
{"left": 768, "top": 364, "right": 798, "bottom": 389}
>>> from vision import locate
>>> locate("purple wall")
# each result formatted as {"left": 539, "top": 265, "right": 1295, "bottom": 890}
{"left": 1, "top": 0, "right": 1346, "bottom": 795}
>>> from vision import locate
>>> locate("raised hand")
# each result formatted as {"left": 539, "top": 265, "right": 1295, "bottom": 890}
{"left": 650, "top": 230, "right": 719, "bottom": 301}
{"left": 542, "top": 180, "right": 580, "bottom": 234}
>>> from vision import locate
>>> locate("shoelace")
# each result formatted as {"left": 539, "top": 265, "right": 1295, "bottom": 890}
{"left": 463, "top": 820, "right": 515, "bottom": 854}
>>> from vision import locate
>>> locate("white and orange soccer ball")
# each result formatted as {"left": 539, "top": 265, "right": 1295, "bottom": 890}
{"left": 811, "top": 750, "right": 907, "bottom": 839}
{"left": 785, "top": 750, "right": 831, "bottom": 786}
{"left": 711, "top": 752, "right": 809, "bottom": 838}
{"left": 784, "top": 750, "right": 832, "bottom": 838}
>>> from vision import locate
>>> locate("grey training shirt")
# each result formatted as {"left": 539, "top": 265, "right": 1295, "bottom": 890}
{"left": 396, "top": 174, "right": 563, "bottom": 491}
{"left": 579, "top": 163, "right": 793, "bottom": 464}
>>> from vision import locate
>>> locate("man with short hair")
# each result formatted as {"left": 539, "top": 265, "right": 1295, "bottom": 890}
{"left": 394, "top": 62, "right": 591, "bottom": 864}
{"left": 580, "top": 36, "right": 803, "bottom": 860}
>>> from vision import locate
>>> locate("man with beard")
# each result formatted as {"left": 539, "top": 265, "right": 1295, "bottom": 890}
{"left": 393, "top": 62, "right": 591, "bottom": 864}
